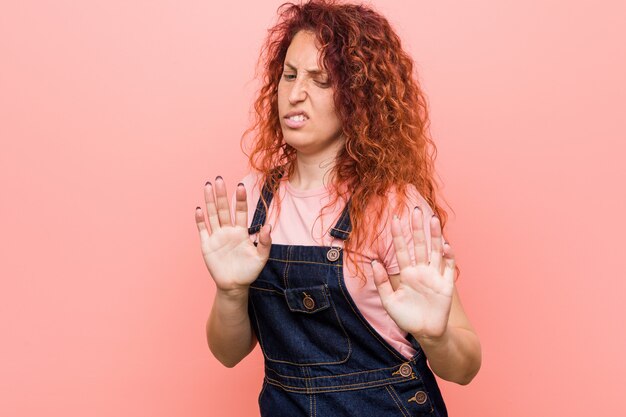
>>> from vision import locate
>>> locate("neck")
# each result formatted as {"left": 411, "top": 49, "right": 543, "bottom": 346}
{"left": 289, "top": 140, "right": 344, "bottom": 190}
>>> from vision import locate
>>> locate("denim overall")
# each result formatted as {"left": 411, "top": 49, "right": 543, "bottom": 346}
{"left": 247, "top": 179, "right": 448, "bottom": 417}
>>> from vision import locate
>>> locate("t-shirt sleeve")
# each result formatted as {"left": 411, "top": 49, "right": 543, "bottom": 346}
{"left": 378, "top": 186, "right": 442, "bottom": 276}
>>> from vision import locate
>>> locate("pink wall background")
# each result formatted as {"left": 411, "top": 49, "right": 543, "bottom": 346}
{"left": 1, "top": 0, "right": 625, "bottom": 415}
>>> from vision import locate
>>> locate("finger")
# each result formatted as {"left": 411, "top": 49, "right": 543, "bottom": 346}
{"left": 214, "top": 176, "right": 233, "bottom": 227}
{"left": 203, "top": 181, "right": 220, "bottom": 231}
{"left": 442, "top": 243, "right": 456, "bottom": 286}
{"left": 234, "top": 183, "right": 248, "bottom": 228}
{"left": 371, "top": 260, "right": 394, "bottom": 302}
{"left": 429, "top": 216, "right": 443, "bottom": 270}
{"left": 412, "top": 206, "right": 428, "bottom": 265}
{"left": 256, "top": 224, "right": 273, "bottom": 259}
{"left": 391, "top": 215, "right": 412, "bottom": 270}
{"left": 195, "top": 207, "right": 211, "bottom": 243}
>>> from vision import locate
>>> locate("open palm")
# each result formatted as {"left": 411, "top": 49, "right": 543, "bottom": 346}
{"left": 195, "top": 177, "right": 271, "bottom": 293}
{"left": 372, "top": 208, "right": 455, "bottom": 340}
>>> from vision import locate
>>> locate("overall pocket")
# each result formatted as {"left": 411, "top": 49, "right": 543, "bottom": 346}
{"left": 249, "top": 281, "right": 351, "bottom": 365}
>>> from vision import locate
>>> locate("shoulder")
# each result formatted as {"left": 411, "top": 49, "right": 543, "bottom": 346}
{"left": 382, "top": 183, "right": 435, "bottom": 218}
{"left": 238, "top": 171, "right": 264, "bottom": 196}
{"left": 230, "top": 171, "right": 264, "bottom": 212}
{"left": 373, "top": 183, "right": 439, "bottom": 272}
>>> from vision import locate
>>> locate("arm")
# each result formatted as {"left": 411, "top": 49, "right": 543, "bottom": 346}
{"left": 206, "top": 288, "right": 258, "bottom": 368}
{"left": 195, "top": 176, "right": 270, "bottom": 367}
{"left": 373, "top": 208, "right": 482, "bottom": 385}
{"left": 415, "top": 286, "right": 481, "bottom": 385}
{"left": 388, "top": 274, "right": 481, "bottom": 385}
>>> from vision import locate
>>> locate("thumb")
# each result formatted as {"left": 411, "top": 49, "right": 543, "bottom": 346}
{"left": 442, "top": 243, "right": 456, "bottom": 287}
{"left": 371, "top": 260, "right": 394, "bottom": 302}
{"left": 256, "top": 224, "right": 272, "bottom": 259}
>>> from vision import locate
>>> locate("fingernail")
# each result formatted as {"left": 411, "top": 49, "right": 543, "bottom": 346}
{"left": 371, "top": 259, "right": 377, "bottom": 265}
{"left": 205, "top": 181, "right": 211, "bottom": 186}
{"left": 393, "top": 215, "right": 398, "bottom": 220}
{"left": 414, "top": 206, "right": 421, "bottom": 212}
{"left": 195, "top": 206, "right": 201, "bottom": 211}
{"left": 237, "top": 182, "right": 244, "bottom": 187}
{"left": 216, "top": 175, "right": 223, "bottom": 181}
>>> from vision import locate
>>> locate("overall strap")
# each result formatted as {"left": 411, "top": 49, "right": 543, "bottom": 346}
{"left": 329, "top": 199, "right": 352, "bottom": 241}
{"left": 248, "top": 174, "right": 280, "bottom": 235}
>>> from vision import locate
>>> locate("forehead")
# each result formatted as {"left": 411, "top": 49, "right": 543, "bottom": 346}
{"left": 284, "top": 30, "right": 325, "bottom": 69}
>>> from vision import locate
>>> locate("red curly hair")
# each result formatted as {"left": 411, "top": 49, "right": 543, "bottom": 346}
{"left": 242, "top": 0, "right": 454, "bottom": 281}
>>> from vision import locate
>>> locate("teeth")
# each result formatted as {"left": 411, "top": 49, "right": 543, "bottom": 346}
{"left": 289, "top": 114, "right": 306, "bottom": 122}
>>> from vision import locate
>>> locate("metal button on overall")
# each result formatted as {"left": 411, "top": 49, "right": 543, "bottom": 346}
{"left": 326, "top": 248, "right": 340, "bottom": 262}
{"left": 302, "top": 292, "right": 315, "bottom": 310}
{"left": 398, "top": 363, "right": 412, "bottom": 378}
{"left": 408, "top": 390, "right": 428, "bottom": 405}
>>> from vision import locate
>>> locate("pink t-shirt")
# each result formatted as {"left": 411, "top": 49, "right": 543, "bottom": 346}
{"left": 235, "top": 171, "right": 437, "bottom": 360}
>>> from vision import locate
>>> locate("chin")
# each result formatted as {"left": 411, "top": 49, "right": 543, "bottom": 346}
{"left": 281, "top": 131, "right": 309, "bottom": 147}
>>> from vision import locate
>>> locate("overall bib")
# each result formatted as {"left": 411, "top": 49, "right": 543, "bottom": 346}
{"left": 247, "top": 180, "right": 448, "bottom": 417}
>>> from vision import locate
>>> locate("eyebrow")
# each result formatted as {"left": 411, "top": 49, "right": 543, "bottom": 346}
{"left": 284, "top": 62, "right": 327, "bottom": 76}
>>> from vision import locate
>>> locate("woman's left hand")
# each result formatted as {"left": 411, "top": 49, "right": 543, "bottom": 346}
{"left": 371, "top": 207, "right": 456, "bottom": 341}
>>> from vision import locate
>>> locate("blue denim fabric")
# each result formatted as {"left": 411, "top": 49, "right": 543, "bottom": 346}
{"left": 247, "top": 179, "right": 448, "bottom": 416}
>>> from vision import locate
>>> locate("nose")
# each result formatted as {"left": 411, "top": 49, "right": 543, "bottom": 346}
{"left": 288, "top": 77, "right": 307, "bottom": 104}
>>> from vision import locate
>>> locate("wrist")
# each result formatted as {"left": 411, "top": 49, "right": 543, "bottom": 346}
{"left": 413, "top": 326, "right": 452, "bottom": 350}
{"left": 216, "top": 285, "right": 250, "bottom": 301}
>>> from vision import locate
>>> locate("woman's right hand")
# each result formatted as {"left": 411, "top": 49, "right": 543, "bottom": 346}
{"left": 195, "top": 176, "right": 272, "bottom": 295}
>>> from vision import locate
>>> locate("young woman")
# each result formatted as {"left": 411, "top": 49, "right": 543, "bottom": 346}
{"left": 195, "top": 1, "right": 481, "bottom": 415}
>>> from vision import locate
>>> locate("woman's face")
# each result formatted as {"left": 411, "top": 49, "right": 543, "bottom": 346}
{"left": 277, "top": 30, "right": 343, "bottom": 157}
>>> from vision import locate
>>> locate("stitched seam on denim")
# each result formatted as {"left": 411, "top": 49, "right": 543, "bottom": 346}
{"left": 266, "top": 376, "right": 410, "bottom": 390}
{"left": 306, "top": 368, "right": 312, "bottom": 417}
{"left": 265, "top": 376, "right": 414, "bottom": 393}
{"left": 335, "top": 260, "right": 406, "bottom": 362}
{"left": 252, "top": 200, "right": 264, "bottom": 219}
{"left": 302, "top": 367, "right": 313, "bottom": 415}
{"left": 256, "top": 283, "right": 350, "bottom": 366}
{"left": 285, "top": 285, "right": 329, "bottom": 313}
{"left": 265, "top": 363, "right": 408, "bottom": 380}
{"left": 251, "top": 202, "right": 266, "bottom": 228}
{"left": 260, "top": 285, "right": 350, "bottom": 367}
{"left": 326, "top": 281, "right": 352, "bottom": 364}
{"left": 268, "top": 258, "right": 343, "bottom": 267}
{"left": 250, "top": 182, "right": 273, "bottom": 233}
{"left": 330, "top": 227, "right": 350, "bottom": 240}
{"left": 264, "top": 356, "right": 350, "bottom": 366}
{"left": 287, "top": 306, "right": 330, "bottom": 314}
{"left": 387, "top": 385, "right": 410, "bottom": 417}
{"left": 254, "top": 297, "right": 350, "bottom": 366}
{"left": 249, "top": 287, "right": 282, "bottom": 295}
{"left": 283, "top": 246, "right": 291, "bottom": 288}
